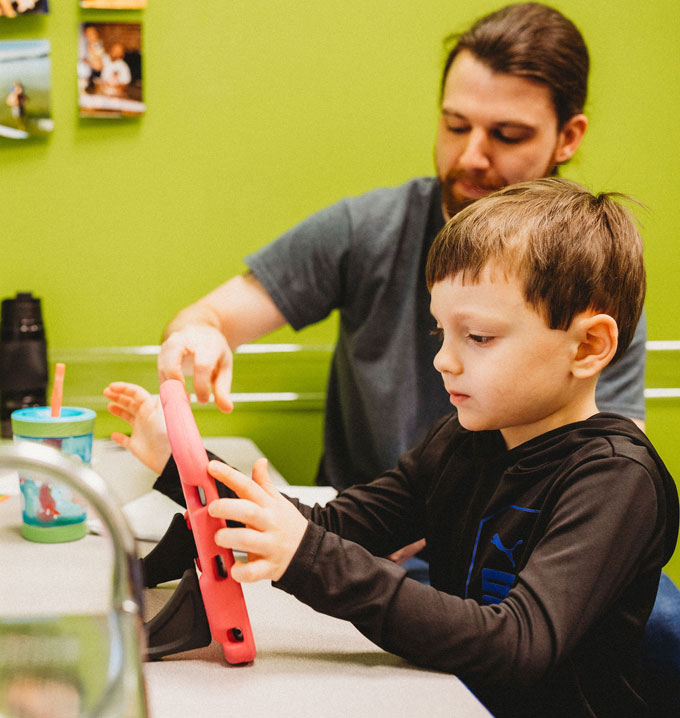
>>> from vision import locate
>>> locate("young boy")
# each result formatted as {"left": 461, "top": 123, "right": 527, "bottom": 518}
{"left": 105, "top": 178, "right": 678, "bottom": 717}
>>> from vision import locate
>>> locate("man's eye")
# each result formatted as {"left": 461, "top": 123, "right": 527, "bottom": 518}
{"left": 493, "top": 129, "right": 529, "bottom": 144}
{"left": 447, "top": 124, "right": 469, "bottom": 135}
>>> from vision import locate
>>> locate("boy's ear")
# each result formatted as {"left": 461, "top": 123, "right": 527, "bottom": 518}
{"left": 571, "top": 313, "right": 618, "bottom": 379}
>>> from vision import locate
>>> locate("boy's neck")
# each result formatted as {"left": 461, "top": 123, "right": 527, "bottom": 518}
{"left": 500, "top": 392, "right": 599, "bottom": 450}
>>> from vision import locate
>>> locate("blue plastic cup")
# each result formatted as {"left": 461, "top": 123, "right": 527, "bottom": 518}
{"left": 11, "top": 406, "right": 96, "bottom": 543}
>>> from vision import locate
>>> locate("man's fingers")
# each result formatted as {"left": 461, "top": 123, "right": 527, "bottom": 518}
{"left": 191, "top": 351, "right": 215, "bottom": 404}
{"left": 158, "top": 328, "right": 234, "bottom": 410}
{"left": 157, "top": 337, "right": 190, "bottom": 384}
{"left": 212, "top": 362, "right": 234, "bottom": 414}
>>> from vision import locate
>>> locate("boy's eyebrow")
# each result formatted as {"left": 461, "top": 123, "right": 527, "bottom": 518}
{"left": 429, "top": 305, "right": 511, "bottom": 326}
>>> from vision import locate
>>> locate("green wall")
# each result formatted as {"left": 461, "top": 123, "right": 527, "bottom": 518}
{"left": 1, "top": 2, "right": 679, "bottom": 576}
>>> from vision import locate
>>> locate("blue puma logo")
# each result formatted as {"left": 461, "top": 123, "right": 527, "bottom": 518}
{"left": 491, "top": 533, "right": 523, "bottom": 568}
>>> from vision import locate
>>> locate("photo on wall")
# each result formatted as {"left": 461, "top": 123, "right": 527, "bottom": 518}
{"left": 79, "top": 1, "right": 146, "bottom": 8}
{"left": 0, "top": 1, "right": 49, "bottom": 17}
{"left": 78, "top": 22, "right": 145, "bottom": 118}
{"left": 0, "top": 40, "right": 53, "bottom": 140}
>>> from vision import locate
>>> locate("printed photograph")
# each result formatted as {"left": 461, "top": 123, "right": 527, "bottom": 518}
{"left": 77, "top": 22, "right": 145, "bottom": 119}
{"left": 0, "top": 40, "right": 53, "bottom": 140}
{"left": 80, "top": 1, "right": 146, "bottom": 8}
{"left": 0, "top": 0, "right": 49, "bottom": 17}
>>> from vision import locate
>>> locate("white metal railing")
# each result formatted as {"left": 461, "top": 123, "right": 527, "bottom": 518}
{"left": 52, "top": 341, "right": 680, "bottom": 402}
{"left": 647, "top": 341, "right": 680, "bottom": 351}
{"left": 53, "top": 344, "right": 333, "bottom": 359}
{"left": 645, "top": 341, "right": 680, "bottom": 399}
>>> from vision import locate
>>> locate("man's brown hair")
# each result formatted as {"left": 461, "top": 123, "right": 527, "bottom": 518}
{"left": 441, "top": 3, "right": 589, "bottom": 128}
{"left": 426, "top": 178, "right": 646, "bottom": 364}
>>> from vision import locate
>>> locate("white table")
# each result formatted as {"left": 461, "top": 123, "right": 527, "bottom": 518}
{"left": 0, "top": 440, "right": 492, "bottom": 718}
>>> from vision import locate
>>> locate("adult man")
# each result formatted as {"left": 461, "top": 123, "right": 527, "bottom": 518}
{"left": 158, "top": 2, "right": 646, "bottom": 492}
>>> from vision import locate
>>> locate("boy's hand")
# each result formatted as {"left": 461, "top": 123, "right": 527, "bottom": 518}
{"left": 388, "top": 538, "right": 427, "bottom": 565}
{"left": 208, "top": 458, "right": 308, "bottom": 583}
{"left": 158, "top": 325, "right": 234, "bottom": 413}
{"left": 103, "top": 382, "right": 171, "bottom": 475}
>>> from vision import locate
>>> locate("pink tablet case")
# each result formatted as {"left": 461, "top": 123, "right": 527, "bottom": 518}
{"left": 159, "top": 379, "right": 256, "bottom": 664}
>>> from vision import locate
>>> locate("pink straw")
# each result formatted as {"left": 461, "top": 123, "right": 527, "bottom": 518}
{"left": 50, "top": 362, "right": 65, "bottom": 417}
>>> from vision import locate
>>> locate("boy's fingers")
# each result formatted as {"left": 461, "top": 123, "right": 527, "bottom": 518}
{"left": 110, "top": 432, "right": 130, "bottom": 450}
{"left": 209, "top": 498, "right": 268, "bottom": 531}
{"left": 229, "top": 559, "right": 278, "bottom": 584}
{"left": 105, "top": 382, "right": 150, "bottom": 400}
{"left": 251, "top": 458, "right": 279, "bottom": 497}
{"left": 209, "top": 461, "right": 269, "bottom": 504}
{"left": 106, "top": 395, "right": 137, "bottom": 414}
{"left": 213, "top": 526, "right": 268, "bottom": 555}
{"left": 106, "top": 403, "right": 134, "bottom": 424}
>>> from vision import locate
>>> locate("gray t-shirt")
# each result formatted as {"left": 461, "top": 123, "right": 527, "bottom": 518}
{"left": 247, "top": 177, "right": 647, "bottom": 490}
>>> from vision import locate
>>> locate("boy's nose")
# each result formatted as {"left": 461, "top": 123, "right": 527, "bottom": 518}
{"left": 433, "top": 346, "right": 463, "bottom": 376}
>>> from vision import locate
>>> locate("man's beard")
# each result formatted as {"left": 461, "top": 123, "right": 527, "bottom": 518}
{"left": 438, "top": 161, "right": 560, "bottom": 220}
{"left": 440, "top": 185, "right": 479, "bottom": 219}
{"left": 439, "top": 173, "right": 501, "bottom": 219}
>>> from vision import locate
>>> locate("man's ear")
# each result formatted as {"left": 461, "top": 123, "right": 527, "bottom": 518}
{"left": 554, "top": 113, "right": 588, "bottom": 165}
{"left": 572, "top": 313, "right": 618, "bottom": 379}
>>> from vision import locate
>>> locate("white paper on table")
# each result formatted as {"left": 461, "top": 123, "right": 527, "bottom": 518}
{"left": 94, "top": 485, "right": 338, "bottom": 542}
{"left": 0, "top": 470, "right": 20, "bottom": 495}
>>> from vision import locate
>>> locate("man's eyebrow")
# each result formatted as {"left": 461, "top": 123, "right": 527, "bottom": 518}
{"left": 494, "top": 120, "right": 536, "bottom": 131}
{"left": 440, "top": 109, "right": 536, "bottom": 131}
{"left": 441, "top": 109, "right": 466, "bottom": 119}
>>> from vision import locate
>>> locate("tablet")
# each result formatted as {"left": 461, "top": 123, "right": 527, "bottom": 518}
{"left": 159, "top": 379, "right": 256, "bottom": 664}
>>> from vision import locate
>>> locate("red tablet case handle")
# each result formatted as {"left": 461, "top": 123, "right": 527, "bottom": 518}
{"left": 159, "top": 379, "right": 256, "bottom": 664}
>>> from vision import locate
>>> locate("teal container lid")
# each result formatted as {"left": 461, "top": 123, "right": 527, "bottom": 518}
{"left": 11, "top": 406, "right": 96, "bottom": 438}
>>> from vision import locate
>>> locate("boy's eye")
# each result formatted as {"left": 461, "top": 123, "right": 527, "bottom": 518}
{"left": 468, "top": 334, "right": 492, "bottom": 345}
{"left": 446, "top": 123, "right": 469, "bottom": 135}
{"left": 429, "top": 327, "right": 444, "bottom": 342}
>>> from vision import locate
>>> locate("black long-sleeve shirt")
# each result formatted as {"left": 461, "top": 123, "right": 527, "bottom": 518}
{"left": 154, "top": 413, "right": 678, "bottom": 717}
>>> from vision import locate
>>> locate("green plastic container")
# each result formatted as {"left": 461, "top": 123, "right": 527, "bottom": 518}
{"left": 12, "top": 406, "right": 96, "bottom": 543}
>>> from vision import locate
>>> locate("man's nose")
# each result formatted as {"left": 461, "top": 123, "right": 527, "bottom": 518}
{"left": 458, "top": 129, "right": 491, "bottom": 171}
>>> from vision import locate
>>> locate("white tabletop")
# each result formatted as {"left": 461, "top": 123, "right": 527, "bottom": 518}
{"left": 144, "top": 580, "right": 491, "bottom": 718}
{"left": 0, "top": 440, "right": 492, "bottom": 718}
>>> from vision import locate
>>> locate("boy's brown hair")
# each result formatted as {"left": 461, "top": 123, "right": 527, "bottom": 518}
{"left": 426, "top": 178, "right": 646, "bottom": 364}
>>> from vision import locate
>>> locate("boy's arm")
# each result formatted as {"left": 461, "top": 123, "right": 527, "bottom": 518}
{"left": 213, "top": 453, "right": 668, "bottom": 701}
{"left": 207, "top": 452, "right": 426, "bottom": 580}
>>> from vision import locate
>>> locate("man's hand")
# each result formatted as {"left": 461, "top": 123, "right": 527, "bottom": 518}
{"left": 103, "top": 382, "right": 171, "bottom": 475}
{"left": 158, "top": 325, "right": 234, "bottom": 413}
{"left": 208, "top": 458, "right": 308, "bottom": 583}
